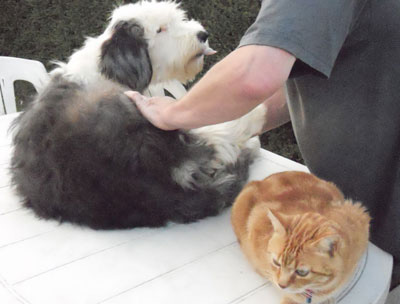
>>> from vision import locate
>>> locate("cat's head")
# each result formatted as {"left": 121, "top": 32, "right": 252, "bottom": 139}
{"left": 266, "top": 209, "right": 344, "bottom": 295}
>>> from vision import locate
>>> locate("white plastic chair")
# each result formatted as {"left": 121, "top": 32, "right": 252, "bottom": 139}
{"left": 0, "top": 56, "right": 186, "bottom": 115}
{"left": 0, "top": 56, "right": 50, "bottom": 115}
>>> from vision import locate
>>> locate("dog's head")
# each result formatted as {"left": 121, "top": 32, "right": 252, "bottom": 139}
{"left": 100, "top": 1, "right": 215, "bottom": 91}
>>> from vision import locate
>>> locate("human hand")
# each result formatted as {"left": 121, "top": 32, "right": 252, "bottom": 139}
{"left": 124, "top": 91, "right": 178, "bottom": 130}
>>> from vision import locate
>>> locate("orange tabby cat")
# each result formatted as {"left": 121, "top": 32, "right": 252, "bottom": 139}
{"left": 231, "top": 171, "right": 370, "bottom": 304}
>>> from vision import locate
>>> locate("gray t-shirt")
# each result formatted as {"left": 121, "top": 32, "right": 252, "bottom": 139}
{"left": 240, "top": 0, "right": 400, "bottom": 287}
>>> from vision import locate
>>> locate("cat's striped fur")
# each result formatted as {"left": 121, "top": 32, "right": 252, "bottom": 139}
{"left": 231, "top": 171, "right": 370, "bottom": 304}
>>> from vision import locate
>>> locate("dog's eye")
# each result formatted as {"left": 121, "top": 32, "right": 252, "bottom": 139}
{"left": 157, "top": 26, "right": 167, "bottom": 33}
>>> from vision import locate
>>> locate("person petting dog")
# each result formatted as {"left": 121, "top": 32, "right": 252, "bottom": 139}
{"left": 126, "top": 0, "right": 400, "bottom": 295}
{"left": 11, "top": 1, "right": 268, "bottom": 230}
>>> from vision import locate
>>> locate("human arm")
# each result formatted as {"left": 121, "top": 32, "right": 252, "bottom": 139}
{"left": 260, "top": 86, "right": 290, "bottom": 133}
{"left": 126, "top": 44, "right": 295, "bottom": 130}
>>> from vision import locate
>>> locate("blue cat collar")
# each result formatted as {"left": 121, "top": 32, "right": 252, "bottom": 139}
{"left": 305, "top": 289, "right": 313, "bottom": 303}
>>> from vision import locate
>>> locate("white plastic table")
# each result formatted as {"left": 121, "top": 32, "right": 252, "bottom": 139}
{"left": 0, "top": 113, "right": 392, "bottom": 304}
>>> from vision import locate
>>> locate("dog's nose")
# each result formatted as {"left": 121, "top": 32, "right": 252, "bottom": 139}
{"left": 197, "top": 31, "right": 209, "bottom": 43}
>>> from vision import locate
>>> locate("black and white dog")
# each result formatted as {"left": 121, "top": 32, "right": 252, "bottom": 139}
{"left": 11, "top": 1, "right": 267, "bottom": 229}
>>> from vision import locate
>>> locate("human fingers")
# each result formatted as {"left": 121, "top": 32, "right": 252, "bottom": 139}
{"left": 124, "top": 91, "right": 149, "bottom": 108}
{"left": 124, "top": 91, "right": 177, "bottom": 130}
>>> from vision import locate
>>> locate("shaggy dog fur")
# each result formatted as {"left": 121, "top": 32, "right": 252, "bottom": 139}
{"left": 10, "top": 1, "right": 267, "bottom": 229}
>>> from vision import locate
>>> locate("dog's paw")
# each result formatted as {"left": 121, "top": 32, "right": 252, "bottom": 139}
{"left": 243, "top": 137, "right": 261, "bottom": 157}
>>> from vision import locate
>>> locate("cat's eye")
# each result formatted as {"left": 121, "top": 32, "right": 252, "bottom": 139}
{"left": 272, "top": 258, "right": 281, "bottom": 267}
{"left": 295, "top": 269, "right": 309, "bottom": 277}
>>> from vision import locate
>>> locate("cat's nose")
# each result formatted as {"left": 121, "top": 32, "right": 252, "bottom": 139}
{"left": 278, "top": 283, "right": 288, "bottom": 289}
{"left": 197, "top": 31, "right": 209, "bottom": 43}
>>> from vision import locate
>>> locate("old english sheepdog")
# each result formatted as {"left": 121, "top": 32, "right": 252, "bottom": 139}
{"left": 11, "top": 0, "right": 267, "bottom": 229}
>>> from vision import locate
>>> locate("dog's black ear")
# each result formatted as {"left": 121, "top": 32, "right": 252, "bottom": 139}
{"left": 100, "top": 20, "right": 153, "bottom": 92}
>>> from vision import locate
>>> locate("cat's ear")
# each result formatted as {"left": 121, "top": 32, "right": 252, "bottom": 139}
{"left": 267, "top": 209, "right": 286, "bottom": 236}
{"left": 315, "top": 234, "right": 341, "bottom": 258}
